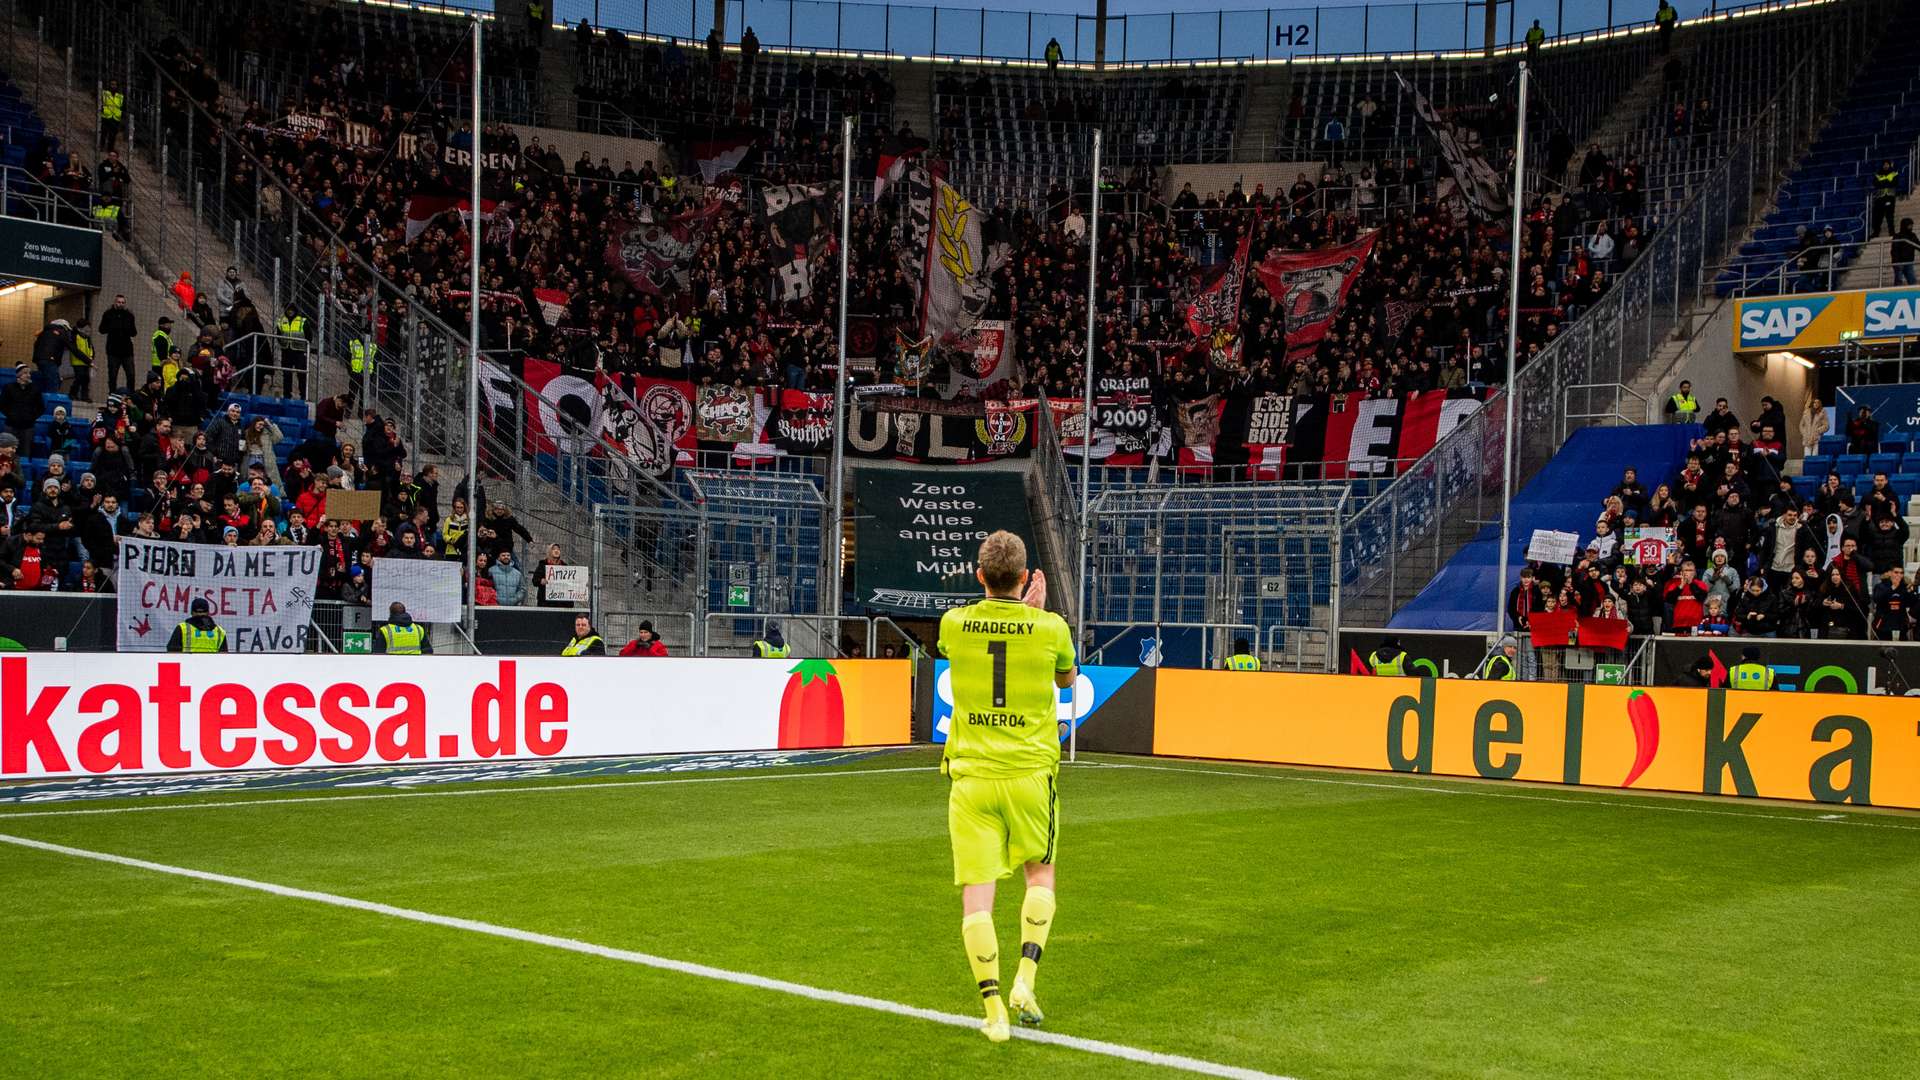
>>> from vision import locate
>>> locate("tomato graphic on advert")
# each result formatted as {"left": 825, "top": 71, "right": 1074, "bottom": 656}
{"left": 778, "top": 659, "right": 846, "bottom": 748}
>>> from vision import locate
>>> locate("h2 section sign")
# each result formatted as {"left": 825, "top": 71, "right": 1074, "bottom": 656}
{"left": 853, "top": 468, "right": 1032, "bottom": 615}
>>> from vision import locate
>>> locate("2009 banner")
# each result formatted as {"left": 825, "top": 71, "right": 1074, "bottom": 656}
{"left": 0, "top": 655, "right": 911, "bottom": 778}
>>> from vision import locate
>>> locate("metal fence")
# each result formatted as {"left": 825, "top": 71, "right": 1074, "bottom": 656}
{"left": 344, "top": 0, "right": 1841, "bottom": 67}
{"left": 1335, "top": 0, "right": 1883, "bottom": 629}
{"left": 1087, "top": 484, "right": 1350, "bottom": 671}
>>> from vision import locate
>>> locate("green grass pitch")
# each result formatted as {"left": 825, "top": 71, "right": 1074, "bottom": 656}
{"left": 2, "top": 747, "right": 1916, "bottom": 1079}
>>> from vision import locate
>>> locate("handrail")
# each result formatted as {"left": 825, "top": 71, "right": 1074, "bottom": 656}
{"left": 1338, "top": 0, "right": 1889, "bottom": 629}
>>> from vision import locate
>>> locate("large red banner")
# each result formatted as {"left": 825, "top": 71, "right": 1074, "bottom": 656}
{"left": 1254, "top": 232, "right": 1379, "bottom": 360}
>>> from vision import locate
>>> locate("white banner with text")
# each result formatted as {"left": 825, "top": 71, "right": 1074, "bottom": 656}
{"left": 116, "top": 538, "right": 320, "bottom": 653}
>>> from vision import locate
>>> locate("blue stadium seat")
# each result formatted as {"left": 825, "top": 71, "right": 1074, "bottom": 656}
{"left": 1792, "top": 474, "right": 1822, "bottom": 500}
{"left": 1834, "top": 454, "right": 1868, "bottom": 477}
{"left": 1802, "top": 454, "right": 1833, "bottom": 477}
{"left": 1867, "top": 453, "right": 1904, "bottom": 476}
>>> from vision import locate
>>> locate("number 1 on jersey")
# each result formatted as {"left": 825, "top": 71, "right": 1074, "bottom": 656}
{"left": 986, "top": 639, "right": 1007, "bottom": 707}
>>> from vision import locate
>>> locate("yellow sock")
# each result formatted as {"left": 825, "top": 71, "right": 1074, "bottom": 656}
{"left": 961, "top": 911, "right": 1007, "bottom": 1020}
{"left": 1015, "top": 886, "right": 1055, "bottom": 989}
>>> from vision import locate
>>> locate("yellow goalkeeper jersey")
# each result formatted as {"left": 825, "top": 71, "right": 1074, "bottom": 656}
{"left": 938, "top": 596, "right": 1075, "bottom": 779}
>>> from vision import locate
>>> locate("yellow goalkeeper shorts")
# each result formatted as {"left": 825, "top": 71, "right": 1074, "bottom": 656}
{"left": 948, "top": 769, "right": 1058, "bottom": 886}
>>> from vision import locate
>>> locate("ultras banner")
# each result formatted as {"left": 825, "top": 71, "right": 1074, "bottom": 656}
{"left": 1253, "top": 231, "right": 1378, "bottom": 361}
{"left": 522, "top": 361, "right": 696, "bottom": 472}
{"left": 1152, "top": 671, "right": 1919, "bottom": 808}
{"left": 0, "top": 655, "right": 911, "bottom": 778}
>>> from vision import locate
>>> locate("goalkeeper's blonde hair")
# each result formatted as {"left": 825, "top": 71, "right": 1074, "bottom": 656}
{"left": 977, "top": 530, "right": 1028, "bottom": 595}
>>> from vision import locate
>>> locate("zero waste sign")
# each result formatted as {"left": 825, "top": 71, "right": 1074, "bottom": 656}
{"left": 853, "top": 468, "right": 1033, "bottom": 616}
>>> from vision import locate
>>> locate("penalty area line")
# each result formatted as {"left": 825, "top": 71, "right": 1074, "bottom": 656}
{"left": 0, "top": 765, "right": 935, "bottom": 820}
{"left": 0, "top": 833, "right": 1296, "bottom": 1080}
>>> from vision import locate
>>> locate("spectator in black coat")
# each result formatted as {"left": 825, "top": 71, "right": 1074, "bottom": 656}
{"left": 98, "top": 294, "right": 139, "bottom": 394}
{"left": 1863, "top": 513, "right": 1910, "bottom": 573}
{"left": 0, "top": 365, "right": 44, "bottom": 436}
{"left": 1845, "top": 405, "right": 1881, "bottom": 454}
{"left": 476, "top": 501, "right": 533, "bottom": 562}
{"left": 1747, "top": 396, "right": 1787, "bottom": 442}
{"left": 1731, "top": 576, "right": 1779, "bottom": 637}
{"left": 164, "top": 366, "right": 208, "bottom": 430}
{"left": 1873, "top": 567, "right": 1916, "bottom": 641}
{"left": 1610, "top": 467, "right": 1647, "bottom": 517}
{"left": 1701, "top": 397, "right": 1740, "bottom": 438}
{"left": 77, "top": 493, "right": 122, "bottom": 565}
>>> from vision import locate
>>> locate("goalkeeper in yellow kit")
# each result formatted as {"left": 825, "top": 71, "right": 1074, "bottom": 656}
{"left": 938, "top": 530, "right": 1076, "bottom": 1043}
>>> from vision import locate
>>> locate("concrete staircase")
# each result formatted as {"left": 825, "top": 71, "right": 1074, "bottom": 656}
{"left": 0, "top": 21, "right": 281, "bottom": 350}
{"left": 1233, "top": 66, "right": 1292, "bottom": 161}
{"left": 891, "top": 60, "right": 935, "bottom": 139}
{"left": 1830, "top": 186, "right": 1920, "bottom": 291}
{"left": 1558, "top": 35, "right": 1700, "bottom": 190}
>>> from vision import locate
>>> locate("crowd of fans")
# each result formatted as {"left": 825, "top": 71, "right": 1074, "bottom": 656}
{"left": 1509, "top": 393, "right": 1916, "bottom": 642}
{"left": 120, "top": 9, "right": 1669, "bottom": 429}
{"left": 0, "top": 313, "right": 576, "bottom": 614}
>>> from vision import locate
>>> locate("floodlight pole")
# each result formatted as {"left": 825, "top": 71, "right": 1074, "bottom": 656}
{"left": 1495, "top": 61, "right": 1528, "bottom": 636}
{"left": 1072, "top": 128, "right": 1101, "bottom": 765}
{"left": 829, "top": 116, "right": 852, "bottom": 619}
{"left": 464, "top": 16, "right": 483, "bottom": 649}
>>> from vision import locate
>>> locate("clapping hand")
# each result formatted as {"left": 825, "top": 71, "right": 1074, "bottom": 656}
{"left": 1022, "top": 569, "right": 1047, "bottom": 610}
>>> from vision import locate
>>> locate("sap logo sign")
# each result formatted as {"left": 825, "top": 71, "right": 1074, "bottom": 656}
{"left": 1739, "top": 297, "right": 1831, "bottom": 347}
{"left": 1863, "top": 290, "right": 1920, "bottom": 335}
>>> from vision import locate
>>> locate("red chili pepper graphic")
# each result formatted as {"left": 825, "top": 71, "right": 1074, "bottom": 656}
{"left": 777, "top": 659, "right": 846, "bottom": 749}
{"left": 1624, "top": 691, "right": 1660, "bottom": 788}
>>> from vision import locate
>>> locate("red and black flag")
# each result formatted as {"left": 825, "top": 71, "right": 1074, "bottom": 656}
{"left": 874, "top": 134, "right": 929, "bottom": 200}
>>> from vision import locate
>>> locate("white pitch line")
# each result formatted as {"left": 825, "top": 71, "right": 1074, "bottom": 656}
{"left": 0, "top": 765, "right": 936, "bottom": 820}
{"left": 1093, "top": 759, "right": 1920, "bottom": 832}
{"left": 0, "top": 832, "right": 1295, "bottom": 1080}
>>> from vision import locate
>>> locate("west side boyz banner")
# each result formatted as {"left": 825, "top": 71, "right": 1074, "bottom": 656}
{"left": 117, "top": 538, "right": 319, "bottom": 653}
{"left": 1254, "top": 231, "right": 1379, "bottom": 361}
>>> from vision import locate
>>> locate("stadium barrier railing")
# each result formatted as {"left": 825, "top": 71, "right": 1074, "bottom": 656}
{"left": 1335, "top": 0, "right": 1892, "bottom": 629}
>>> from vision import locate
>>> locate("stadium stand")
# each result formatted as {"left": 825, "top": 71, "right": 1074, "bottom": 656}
{"left": 1389, "top": 423, "right": 1698, "bottom": 630}
{"left": 5, "top": 0, "right": 1911, "bottom": 655}
{"left": 1713, "top": 33, "right": 1920, "bottom": 295}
